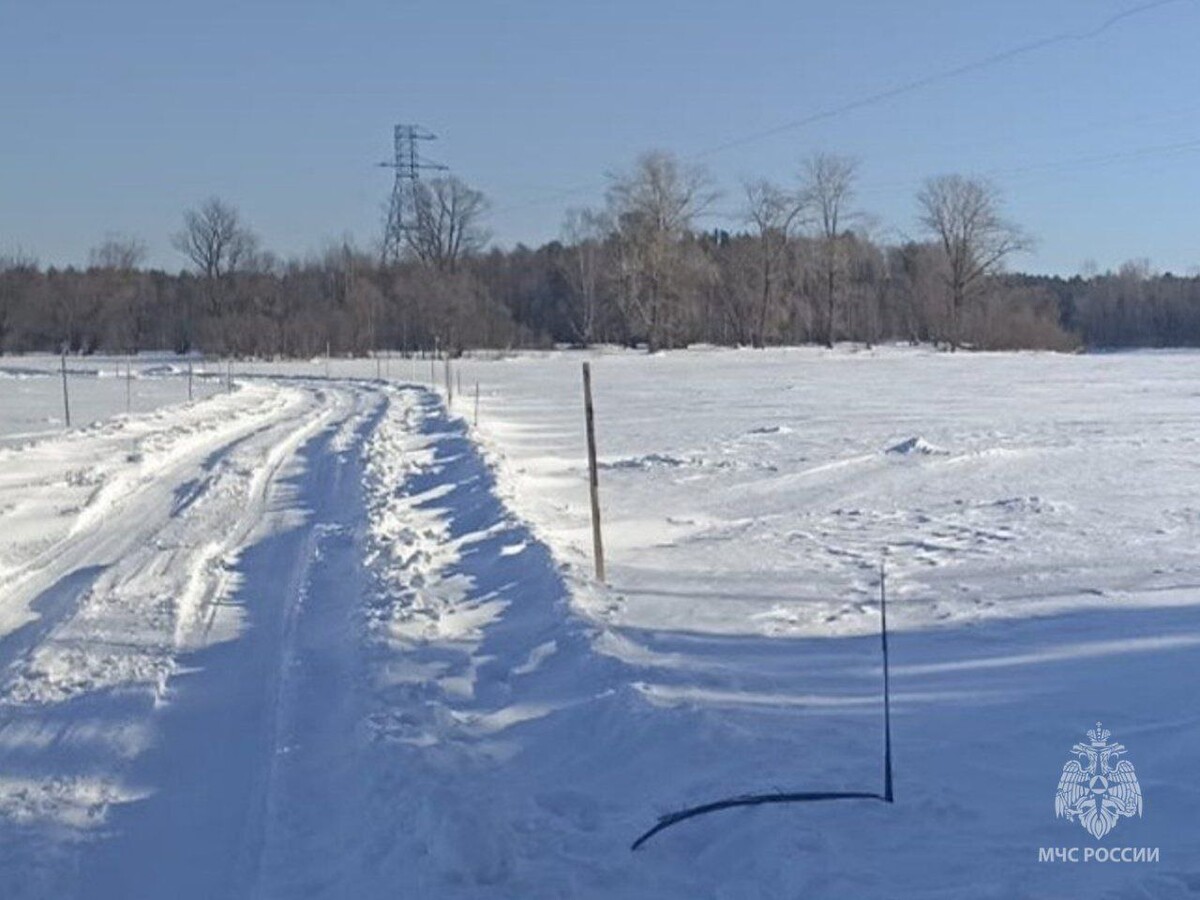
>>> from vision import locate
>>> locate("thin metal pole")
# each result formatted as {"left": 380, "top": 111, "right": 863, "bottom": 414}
{"left": 582, "top": 362, "right": 605, "bottom": 582}
{"left": 188, "top": 360, "right": 194, "bottom": 401}
{"left": 125, "top": 358, "right": 132, "bottom": 413}
{"left": 474, "top": 381, "right": 480, "bottom": 427}
{"left": 226, "top": 358, "right": 232, "bottom": 394}
{"left": 880, "top": 557, "right": 894, "bottom": 803}
{"left": 445, "top": 356, "right": 453, "bottom": 405}
{"left": 60, "top": 350, "right": 71, "bottom": 428}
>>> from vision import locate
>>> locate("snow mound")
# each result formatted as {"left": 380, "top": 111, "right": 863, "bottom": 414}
{"left": 0, "top": 367, "right": 53, "bottom": 380}
{"left": 602, "top": 453, "right": 689, "bottom": 470}
{"left": 886, "top": 436, "right": 948, "bottom": 456}
{"left": 140, "top": 364, "right": 182, "bottom": 377}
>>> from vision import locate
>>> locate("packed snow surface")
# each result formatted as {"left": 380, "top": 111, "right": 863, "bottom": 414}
{"left": 0, "top": 346, "right": 1197, "bottom": 898}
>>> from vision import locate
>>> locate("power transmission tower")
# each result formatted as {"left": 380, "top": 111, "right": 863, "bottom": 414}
{"left": 379, "top": 124, "right": 447, "bottom": 263}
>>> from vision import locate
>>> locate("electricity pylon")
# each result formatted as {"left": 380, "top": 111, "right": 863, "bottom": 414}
{"left": 379, "top": 124, "right": 447, "bottom": 263}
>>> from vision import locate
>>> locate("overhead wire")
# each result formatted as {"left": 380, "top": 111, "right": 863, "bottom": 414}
{"left": 489, "top": 0, "right": 1194, "bottom": 220}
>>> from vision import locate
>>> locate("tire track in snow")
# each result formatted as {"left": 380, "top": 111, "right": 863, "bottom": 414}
{"left": 72, "top": 383, "right": 386, "bottom": 900}
{"left": 0, "top": 380, "right": 353, "bottom": 898}
{"left": 0, "top": 385, "right": 308, "bottom": 646}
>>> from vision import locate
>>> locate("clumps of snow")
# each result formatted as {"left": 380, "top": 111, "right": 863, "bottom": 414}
{"left": 886, "top": 436, "right": 949, "bottom": 456}
{"left": 0, "top": 367, "right": 53, "bottom": 381}
{"left": 602, "top": 452, "right": 772, "bottom": 472}
{"left": 989, "top": 495, "right": 1059, "bottom": 515}
{"left": 0, "top": 776, "right": 145, "bottom": 830}
{"left": 138, "top": 364, "right": 185, "bottom": 378}
{"left": 602, "top": 453, "right": 689, "bottom": 470}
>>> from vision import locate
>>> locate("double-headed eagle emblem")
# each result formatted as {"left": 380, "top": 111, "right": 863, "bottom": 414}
{"left": 1055, "top": 722, "right": 1143, "bottom": 839}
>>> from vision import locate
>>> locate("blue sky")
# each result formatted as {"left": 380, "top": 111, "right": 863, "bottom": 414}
{"left": 2, "top": 0, "right": 1198, "bottom": 274}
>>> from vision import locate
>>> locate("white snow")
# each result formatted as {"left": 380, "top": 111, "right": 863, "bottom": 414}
{"left": 0, "top": 356, "right": 225, "bottom": 446}
{"left": 0, "top": 346, "right": 1197, "bottom": 898}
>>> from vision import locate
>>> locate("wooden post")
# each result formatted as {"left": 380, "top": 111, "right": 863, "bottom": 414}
{"left": 582, "top": 362, "right": 605, "bottom": 582}
{"left": 474, "top": 381, "right": 480, "bottom": 427}
{"left": 60, "top": 350, "right": 71, "bottom": 428}
{"left": 187, "top": 360, "right": 194, "bottom": 401}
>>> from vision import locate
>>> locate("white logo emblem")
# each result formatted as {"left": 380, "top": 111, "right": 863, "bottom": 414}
{"left": 1055, "top": 722, "right": 1143, "bottom": 840}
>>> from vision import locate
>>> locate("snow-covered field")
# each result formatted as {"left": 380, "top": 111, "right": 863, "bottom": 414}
{"left": 1, "top": 347, "right": 1197, "bottom": 898}
{"left": 0, "top": 357, "right": 225, "bottom": 446}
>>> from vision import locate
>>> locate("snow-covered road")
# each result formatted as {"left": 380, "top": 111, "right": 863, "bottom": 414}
{"left": 1, "top": 349, "right": 1198, "bottom": 898}
{"left": 0, "top": 377, "right": 367, "bottom": 896}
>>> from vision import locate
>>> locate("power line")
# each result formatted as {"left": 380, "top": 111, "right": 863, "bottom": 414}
{"left": 490, "top": 0, "right": 1192, "bottom": 217}
{"left": 696, "top": 135, "right": 1200, "bottom": 228}
{"left": 689, "top": 0, "right": 1193, "bottom": 160}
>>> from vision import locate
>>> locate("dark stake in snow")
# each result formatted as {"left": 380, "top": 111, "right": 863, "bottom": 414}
{"left": 582, "top": 362, "right": 605, "bottom": 582}
{"left": 881, "top": 557, "right": 894, "bottom": 803}
{"left": 631, "top": 559, "right": 895, "bottom": 851}
{"left": 60, "top": 350, "right": 71, "bottom": 428}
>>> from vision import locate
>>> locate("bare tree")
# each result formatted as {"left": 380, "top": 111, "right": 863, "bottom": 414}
{"left": 88, "top": 235, "right": 150, "bottom": 351}
{"left": 172, "top": 198, "right": 259, "bottom": 313}
{"left": 89, "top": 234, "right": 147, "bottom": 271}
{"left": 407, "top": 176, "right": 490, "bottom": 273}
{"left": 173, "top": 198, "right": 257, "bottom": 279}
{"left": 800, "top": 153, "right": 859, "bottom": 348}
{"left": 560, "top": 207, "right": 608, "bottom": 345}
{"left": 741, "top": 180, "right": 805, "bottom": 347}
{"left": 606, "top": 150, "right": 718, "bottom": 351}
{"left": 917, "top": 174, "right": 1032, "bottom": 349}
{"left": 0, "top": 248, "right": 39, "bottom": 354}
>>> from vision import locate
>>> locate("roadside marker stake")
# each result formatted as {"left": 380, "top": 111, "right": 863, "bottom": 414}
{"left": 630, "top": 555, "right": 896, "bottom": 850}
{"left": 880, "top": 556, "right": 895, "bottom": 804}
{"left": 60, "top": 349, "right": 71, "bottom": 428}
{"left": 582, "top": 362, "right": 605, "bottom": 582}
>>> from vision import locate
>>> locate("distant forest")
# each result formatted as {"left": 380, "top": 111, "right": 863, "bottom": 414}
{"left": 2, "top": 151, "right": 1197, "bottom": 356}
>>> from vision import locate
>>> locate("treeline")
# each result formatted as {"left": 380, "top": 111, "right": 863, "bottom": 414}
{"left": 1017, "top": 262, "right": 1200, "bottom": 348}
{"left": 1, "top": 151, "right": 1196, "bottom": 356}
